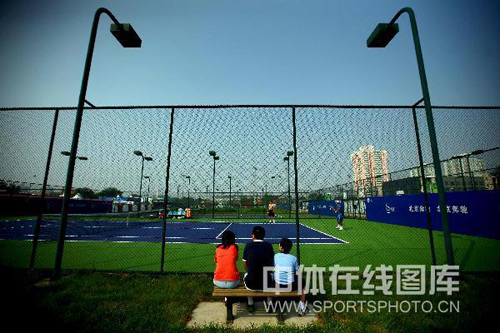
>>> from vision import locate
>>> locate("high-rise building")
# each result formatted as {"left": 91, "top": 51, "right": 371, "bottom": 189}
{"left": 408, "top": 155, "right": 489, "bottom": 192}
{"left": 351, "top": 146, "right": 389, "bottom": 195}
{"left": 409, "top": 155, "right": 485, "bottom": 178}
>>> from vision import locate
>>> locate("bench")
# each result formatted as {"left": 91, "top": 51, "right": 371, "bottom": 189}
{"left": 213, "top": 285, "right": 299, "bottom": 322}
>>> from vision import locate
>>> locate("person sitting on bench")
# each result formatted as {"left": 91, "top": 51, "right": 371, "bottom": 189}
{"left": 213, "top": 230, "right": 240, "bottom": 289}
{"left": 274, "top": 237, "right": 309, "bottom": 316}
{"left": 242, "top": 226, "right": 274, "bottom": 312}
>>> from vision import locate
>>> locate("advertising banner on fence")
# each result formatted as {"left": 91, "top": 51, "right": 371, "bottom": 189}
{"left": 309, "top": 200, "right": 343, "bottom": 217}
{"left": 365, "top": 190, "right": 500, "bottom": 239}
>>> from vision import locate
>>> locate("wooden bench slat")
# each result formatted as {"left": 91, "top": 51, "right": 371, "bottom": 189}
{"left": 213, "top": 286, "right": 298, "bottom": 297}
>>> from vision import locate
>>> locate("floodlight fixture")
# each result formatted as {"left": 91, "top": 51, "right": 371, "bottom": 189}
{"left": 367, "top": 23, "right": 400, "bottom": 48}
{"left": 110, "top": 23, "right": 142, "bottom": 48}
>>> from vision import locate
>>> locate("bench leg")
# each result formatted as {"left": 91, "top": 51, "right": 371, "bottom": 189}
{"left": 226, "top": 298, "right": 234, "bottom": 323}
{"left": 276, "top": 300, "right": 285, "bottom": 322}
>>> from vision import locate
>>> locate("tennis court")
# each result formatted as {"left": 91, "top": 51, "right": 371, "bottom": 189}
{"left": 1, "top": 216, "right": 500, "bottom": 272}
{"left": 0, "top": 219, "right": 347, "bottom": 245}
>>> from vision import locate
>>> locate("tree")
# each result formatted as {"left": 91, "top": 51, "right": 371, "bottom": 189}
{"left": 492, "top": 165, "right": 500, "bottom": 179}
{"left": 239, "top": 196, "right": 254, "bottom": 207}
{"left": 75, "top": 187, "right": 96, "bottom": 199}
{"left": 491, "top": 165, "right": 500, "bottom": 189}
{"left": 308, "top": 192, "right": 324, "bottom": 202}
{"left": 96, "top": 187, "right": 123, "bottom": 198}
{"left": 261, "top": 194, "right": 278, "bottom": 204}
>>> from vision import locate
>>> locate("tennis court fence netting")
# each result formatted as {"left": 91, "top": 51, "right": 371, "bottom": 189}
{"left": 0, "top": 105, "right": 499, "bottom": 273}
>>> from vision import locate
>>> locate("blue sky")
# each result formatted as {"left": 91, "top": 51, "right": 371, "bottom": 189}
{"left": 1, "top": 1, "right": 499, "bottom": 196}
{"left": 1, "top": 0, "right": 499, "bottom": 107}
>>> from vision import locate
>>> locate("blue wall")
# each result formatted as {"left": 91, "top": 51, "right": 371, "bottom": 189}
{"left": 309, "top": 200, "right": 343, "bottom": 217}
{"left": 0, "top": 195, "right": 113, "bottom": 216}
{"left": 365, "top": 190, "right": 500, "bottom": 239}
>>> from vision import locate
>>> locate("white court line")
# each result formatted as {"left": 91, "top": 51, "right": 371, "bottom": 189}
{"left": 215, "top": 223, "right": 233, "bottom": 239}
{"left": 235, "top": 237, "right": 338, "bottom": 240}
{"left": 299, "top": 223, "right": 349, "bottom": 244}
{"left": 209, "top": 242, "right": 347, "bottom": 245}
{"left": 195, "top": 221, "right": 298, "bottom": 225}
{"left": 210, "top": 221, "right": 348, "bottom": 245}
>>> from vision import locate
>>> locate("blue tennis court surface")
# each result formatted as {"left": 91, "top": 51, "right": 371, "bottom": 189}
{"left": 0, "top": 220, "right": 347, "bottom": 245}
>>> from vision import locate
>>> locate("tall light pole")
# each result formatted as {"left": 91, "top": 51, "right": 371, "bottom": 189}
{"left": 367, "top": 7, "right": 454, "bottom": 265}
{"left": 134, "top": 150, "right": 153, "bottom": 213}
{"left": 144, "top": 176, "right": 151, "bottom": 210}
{"left": 54, "top": 7, "right": 141, "bottom": 279}
{"left": 28, "top": 175, "right": 36, "bottom": 194}
{"left": 411, "top": 99, "right": 436, "bottom": 266}
{"left": 253, "top": 166, "right": 258, "bottom": 203}
{"left": 228, "top": 175, "right": 232, "bottom": 209}
{"left": 30, "top": 110, "right": 59, "bottom": 271}
{"left": 209, "top": 151, "right": 219, "bottom": 219}
{"left": 270, "top": 176, "right": 275, "bottom": 196}
{"left": 284, "top": 151, "right": 294, "bottom": 218}
{"left": 182, "top": 175, "right": 191, "bottom": 207}
{"left": 60, "top": 151, "right": 89, "bottom": 193}
{"left": 465, "top": 150, "right": 485, "bottom": 191}
{"left": 450, "top": 155, "right": 467, "bottom": 191}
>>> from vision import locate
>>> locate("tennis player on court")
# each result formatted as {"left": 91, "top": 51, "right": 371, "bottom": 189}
{"left": 334, "top": 199, "right": 344, "bottom": 231}
{"left": 267, "top": 201, "right": 276, "bottom": 223}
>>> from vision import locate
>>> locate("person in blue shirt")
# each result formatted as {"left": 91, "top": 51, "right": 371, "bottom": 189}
{"left": 273, "top": 238, "right": 308, "bottom": 316}
{"left": 333, "top": 199, "right": 344, "bottom": 231}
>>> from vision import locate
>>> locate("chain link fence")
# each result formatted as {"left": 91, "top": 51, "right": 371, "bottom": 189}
{"left": 0, "top": 105, "right": 499, "bottom": 273}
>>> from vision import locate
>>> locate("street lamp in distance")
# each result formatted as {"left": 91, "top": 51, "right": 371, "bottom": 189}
{"left": 133, "top": 150, "right": 153, "bottom": 212}
{"left": 61, "top": 151, "right": 88, "bottom": 160}
{"left": 284, "top": 150, "right": 294, "bottom": 218}
{"left": 209, "top": 150, "right": 219, "bottom": 219}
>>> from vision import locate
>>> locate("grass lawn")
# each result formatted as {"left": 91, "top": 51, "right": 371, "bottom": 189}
{"left": 2, "top": 268, "right": 498, "bottom": 332}
{"left": 1, "top": 217, "right": 499, "bottom": 272}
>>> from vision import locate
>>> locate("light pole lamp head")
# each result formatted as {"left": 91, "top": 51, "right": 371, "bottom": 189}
{"left": 144, "top": 157, "right": 153, "bottom": 161}
{"left": 77, "top": 156, "right": 88, "bottom": 161}
{"left": 144, "top": 176, "right": 150, "bottom": 179}
{"left": 134, "top": 150, "right": 143, "bottom": 156}
{"left": 61, "top": 151, "right": 71, "bottom": 156}
{"left": 110, "top": 23, "right": 142, "bottom": 48}
{"left": 209, "top": 150, "right": 216, "bottom": 157}
{"left": 214, "top": 156, "right": 220, "bottom": 161}
{"left": 367, "top": 23, "right": 399, "bottom": 48}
